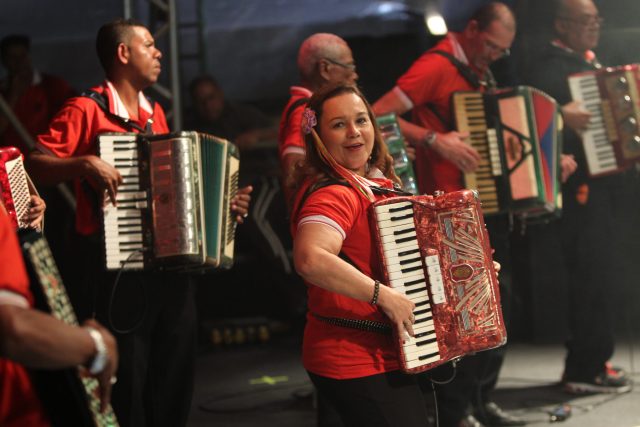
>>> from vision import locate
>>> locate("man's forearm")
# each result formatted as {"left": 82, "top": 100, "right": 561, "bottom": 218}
{"left": 397, "top": 117, "right": 431, "bottom": 147}
{"left": 26, "top": 151, "right": 89, "bottom": 187}
{"left": 0, "top": 305, "right": 95, "bottom": 369}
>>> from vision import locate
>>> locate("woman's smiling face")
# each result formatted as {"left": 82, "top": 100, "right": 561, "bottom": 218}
{"left": 317, "top": 92, "right": 374, "bottom": 176}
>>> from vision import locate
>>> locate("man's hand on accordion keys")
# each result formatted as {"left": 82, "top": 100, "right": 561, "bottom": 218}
{"left": 430, "top": 130, "right": 481, "bottom": 173}
{"left": 231, "top": 185, "right": 253, "bottom": 224}
{"left": 561, "top": 100, "right": 592, "bottom": 133}
{"left": 84, "top": 155, "right": 123, "bottom": 206}
{"left": 377, "top": 284, "right": 417, "bottom": 340}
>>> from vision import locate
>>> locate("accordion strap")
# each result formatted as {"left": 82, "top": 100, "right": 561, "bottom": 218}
{"left": 81, "top": 89, "right": 155, "bottom": 134}
{"left": 312, "top": 312, "right": 392, "bottom": 335}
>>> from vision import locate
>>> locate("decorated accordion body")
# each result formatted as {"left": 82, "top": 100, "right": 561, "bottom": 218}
{"left": 19, "top": 229, "right": 118, "bottom": 427}
{"left": 376, "top": 113, "right": 419, "bottom": 195}
{"left": 568, "top": 64, "right": 640, "bottom": 177}
{"left": 453, "top": 86, "right": 563, "bottom": 219}
{"left": 0, "top": 146, "right": 31, "bottom": 229}
{"left": 371, "top": 190, "right": 506, "bottom": 374}
{"left": 98, "top": 131, "right": 239, "bottom": 271}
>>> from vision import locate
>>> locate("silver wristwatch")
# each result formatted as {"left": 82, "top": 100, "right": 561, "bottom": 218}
{"left": 423, "top": 130, "right": 437, "bottom": 148}
{"left": 85, "top": 327, "right": 108, "bottom": 375}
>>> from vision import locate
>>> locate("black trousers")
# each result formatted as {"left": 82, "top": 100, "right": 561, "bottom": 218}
{"left": 422, "top": 215, "right": 512, "bottom": 426}
{"left": 561, "top": 177, "right": 619, "bottom": 382}
{"left": 68, "top": 234, "right": 196, "bottom": 427}
{"left": 308, "top": 370, "right": 430, "bottom": 427}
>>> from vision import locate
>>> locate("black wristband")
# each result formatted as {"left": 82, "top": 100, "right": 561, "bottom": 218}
{"left": 371, "top": 280, "right": 380, "bottom": 305}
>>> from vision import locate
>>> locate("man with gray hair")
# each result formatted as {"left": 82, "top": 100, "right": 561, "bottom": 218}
{"left": 278, "top": 33, "right": 358, "bottom": 200}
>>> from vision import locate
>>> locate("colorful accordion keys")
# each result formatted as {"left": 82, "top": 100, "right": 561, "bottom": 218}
{"left": 453, "top": 86, "right": 563, "bottom": 220}
{"left": 98, "top": 131, "right": 239, "bottom": 271}
{"left": 370, "top": 190, "right": 507, "bottom": 374}
{"left": 0, "top": 146, "right": 31, "bottom": 229}
{"left": 569, "top": 64, "right": 640, "bottom": 177}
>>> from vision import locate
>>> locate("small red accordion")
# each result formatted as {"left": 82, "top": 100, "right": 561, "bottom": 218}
{"left": 0, "top": 146, "right": 31, "bottom": 229}
{"left": 370, "top": 189, "right": 507, "bottom": 374}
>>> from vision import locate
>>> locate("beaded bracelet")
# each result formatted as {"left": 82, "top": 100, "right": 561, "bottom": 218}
{"left": 370, "top": 280, "right": 380, "bottom": 305}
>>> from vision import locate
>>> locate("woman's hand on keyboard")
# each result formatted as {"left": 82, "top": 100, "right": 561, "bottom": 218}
{"left": 377, "top": 285, "right": 416, "bottom": 339}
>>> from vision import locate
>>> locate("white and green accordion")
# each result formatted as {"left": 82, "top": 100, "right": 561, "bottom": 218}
{"left": 97, "top": 131, "right": 239, "bottom": 271}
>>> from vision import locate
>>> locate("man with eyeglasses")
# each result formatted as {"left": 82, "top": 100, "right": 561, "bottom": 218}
{"left": 373, "top": 4, "right": 525, "bottom": 426}
{"left": 278, "top": 33, "right": 358, "bottom": 203}
{"left": 525, "top": 0, "right": 633, "bottom": 395}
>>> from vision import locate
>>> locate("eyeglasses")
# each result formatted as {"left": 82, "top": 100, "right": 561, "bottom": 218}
{"left": 559, "top": 14, "right": 604, "bottom": 27}
{"left": 324, "top": 57, "right": 357, "bottom": 71}
{"left": 483, "top": 38, "right": 511, "bottom": 58}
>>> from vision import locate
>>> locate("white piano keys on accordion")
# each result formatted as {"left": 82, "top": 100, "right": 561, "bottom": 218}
{"left": 374, "top": 201, "right": 443, "bottom": 370}
{"left": 99, "top": 134, "right": 147, "bottom": 270}
{"left": 568, "top": 73, "right": 618, "bottom": 175}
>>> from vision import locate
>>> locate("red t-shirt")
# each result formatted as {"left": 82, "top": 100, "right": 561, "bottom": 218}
{"left": 397, "top": 35, "right": 483, "bottom": 194}
{"left": 36, "top": 81, "right": 170, "bottom": 235}
{"left": 0, "top": 73, "right": 75, "bottom": 154}
{"left": 278, "top": 86, "right": 312, "bottom": 161}
{"left": 292, "top": 178, "right": 401, "bottom": 379}
{"left": 0, "top": 209, "right": 51, "bottom": 427}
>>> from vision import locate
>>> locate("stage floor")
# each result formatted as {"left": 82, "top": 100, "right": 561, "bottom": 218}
{"left": 187, "top": 333, "right": 640, "bottom": 427}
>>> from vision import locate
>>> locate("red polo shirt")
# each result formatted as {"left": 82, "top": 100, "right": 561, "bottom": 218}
{"left": 292, "top": 178, "right": 401, "bottom": 379}
{"left": 396, "top": 34, "right": 484, "bottom": 194}
{"left": 0, "top": 72, "right": 75, "bottom": 154}
{"left": 278, "top": 86, "right": 313, "bottom": 160}
{"left": 36, "top": 81, "right": 169, "bottom": 235}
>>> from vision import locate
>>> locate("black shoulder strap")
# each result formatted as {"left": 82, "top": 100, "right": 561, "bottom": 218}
{"left": 431, "top": 50, "right": 482, "bottom": 89}
{"left": 81, "top": 89, "right": 155, "bottom": 134}
{"left": 431, "top": 49, "right": 497, "bottom": 90}
{"left": 284, "top": 97, "right": 311, "bottom": 126}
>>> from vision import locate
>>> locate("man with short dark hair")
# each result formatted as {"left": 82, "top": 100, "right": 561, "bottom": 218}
{"left": 374, "top": 3, "right": 525, "bottom": 426}
{"left": 28, "top": 18, "right": 251, "bottom": 427}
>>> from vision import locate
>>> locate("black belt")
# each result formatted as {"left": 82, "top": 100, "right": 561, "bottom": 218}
{"left": 312, "top": 313, "right": 392, "bottom": 335}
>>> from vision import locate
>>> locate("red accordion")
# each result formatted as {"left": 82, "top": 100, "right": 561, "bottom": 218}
{"left": 569, "top": 64, "right": 640, "bottom": 177}
{"left": 0, "top": 146, "right": 31, "bottom": 229}
{"left": 370, "top": 189, "right": 507, "bottom": 374}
